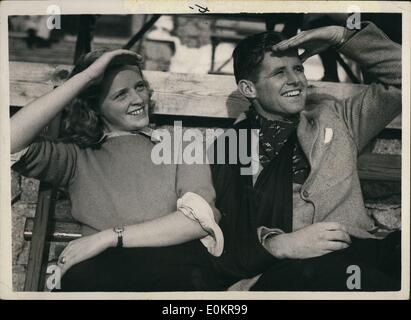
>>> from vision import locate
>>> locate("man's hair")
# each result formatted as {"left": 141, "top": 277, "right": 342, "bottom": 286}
{"left": 233, "top": 31, "right": 287, "bottom": 84}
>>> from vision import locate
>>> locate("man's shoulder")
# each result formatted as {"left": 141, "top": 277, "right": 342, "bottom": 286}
{"left": 305, "top": 92, "right": 340, "bottom": 111}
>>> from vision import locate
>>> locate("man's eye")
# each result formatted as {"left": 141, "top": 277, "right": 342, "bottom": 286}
{"left": 135, "top": 83, "right": 146, "bottom": 92}
{"left": 295, "top": 66, "right": 304, "bottom": 72}
{"left": 273, "top": 70, "right": 284, "bottom": 76}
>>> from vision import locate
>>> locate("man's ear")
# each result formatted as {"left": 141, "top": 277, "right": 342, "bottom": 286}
{"left": 237, "top": 79, "right": 257, "bottom": 99}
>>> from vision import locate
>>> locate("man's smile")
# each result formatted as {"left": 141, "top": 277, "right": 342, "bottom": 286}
{"left": 281, "top": 89, "right": 302, "bottom": 97}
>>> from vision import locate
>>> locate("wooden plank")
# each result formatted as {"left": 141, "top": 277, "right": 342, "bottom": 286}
{"left": 23, "top": 185, "right": 56, "bottom": 291}
{"left": 23, "top": 113, "right": 62, "bottom": 291}
{"left": 358, "top": 153, "right": 401, "bottom": 181}
{"left": 10, "top": 82, "right": 53, "bottom": 107}
{"left": 8, "top": 61, "right": 401, "bottom": 128}
{"left": 24, "top": 218, "right": 82, "bottom": 242}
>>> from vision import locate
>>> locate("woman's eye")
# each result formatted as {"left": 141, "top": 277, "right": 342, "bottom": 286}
{"left": 115, "top": 92, "right": 127, "bottom": 100}
{"left": 295, "top": 66, "right": 304, "bottom": 72}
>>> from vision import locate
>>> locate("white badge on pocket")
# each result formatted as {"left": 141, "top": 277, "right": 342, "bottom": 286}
{"left": 324, "top": 128, "right": 333, "bottom": 144}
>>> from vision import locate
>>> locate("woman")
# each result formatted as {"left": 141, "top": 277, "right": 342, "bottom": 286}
{"left": 11, "top": 49, "right": 224, "bottom": 291}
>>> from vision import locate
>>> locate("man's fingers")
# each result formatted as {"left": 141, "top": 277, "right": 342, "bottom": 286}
{"left": 272, "top": 31, "right": 315, "bottom": 51}
{"left": 322, "top": 222, "right": 348, "bottom": 233}
{"left": 326, "top": 230, "right": 351, "bottom": 244}
{"left": 325, "top": 240, "right": 350, "bottom": 251}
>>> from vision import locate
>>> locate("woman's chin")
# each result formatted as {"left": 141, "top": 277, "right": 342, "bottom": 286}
{"left": 131, "top": 116, "right": 150, "bottom": 130}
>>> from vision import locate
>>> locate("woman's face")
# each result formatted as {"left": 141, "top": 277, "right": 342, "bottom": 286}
{"left": 99, "top": 65, "right": 150, "bottom": 132}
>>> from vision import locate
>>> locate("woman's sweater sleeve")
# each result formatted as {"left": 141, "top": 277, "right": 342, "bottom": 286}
{"left": 11, "top": 137, "right": 78, "bottom": 187}
{"left": 174, "top": 129, "right": 223, "bottom": 256}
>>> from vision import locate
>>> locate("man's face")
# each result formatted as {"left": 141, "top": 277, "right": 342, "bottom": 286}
{"left": 252, "top": 51, "right": 308, "bottom": 117}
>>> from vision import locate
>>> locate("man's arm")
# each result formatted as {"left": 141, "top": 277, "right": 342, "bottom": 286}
{"left": 272, "top": 21, "right": 402, "bottom": 153}
{"left": 334, "top": 22, "right": 401, "bottom": 152}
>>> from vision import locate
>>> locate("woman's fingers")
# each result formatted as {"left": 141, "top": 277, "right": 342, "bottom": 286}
{"left": 109, "top": 49, "right": 143, "bottom": 63}
{"left": 57, "top": 240, "right": 78, "bottom": 271}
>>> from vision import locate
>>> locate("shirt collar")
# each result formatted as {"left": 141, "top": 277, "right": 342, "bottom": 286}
{"left": 100, "top": 126, "right": 162, "bottom": 143}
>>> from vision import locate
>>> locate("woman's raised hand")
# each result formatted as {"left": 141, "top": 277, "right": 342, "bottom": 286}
{"left": 82, "top": 49, "right": 143, "bottom": 85}
{"left": 271, "top": 26, "right": 346, "bottom": 62}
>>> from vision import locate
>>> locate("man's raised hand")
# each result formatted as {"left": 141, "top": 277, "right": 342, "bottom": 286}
{"left": 272, "top": 26, "right": 346, "bottom": 62}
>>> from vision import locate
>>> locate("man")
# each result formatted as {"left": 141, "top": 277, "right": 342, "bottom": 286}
{"left": 210, "top": 21, "right": 401, "bottom": 291}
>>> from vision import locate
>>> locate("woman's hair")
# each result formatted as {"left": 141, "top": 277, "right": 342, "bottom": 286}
{"left": 60, "top": 48, "right": 152, "bottom": 148}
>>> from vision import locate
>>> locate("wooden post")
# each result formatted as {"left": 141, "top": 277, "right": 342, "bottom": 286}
{"left": 23, "top": 114, "right": 61, "bottom": 291}
{"left": 74, "top": 15, "right": 97, "bottom": 63}
{"left": 23, "top": 14, "right": 93, "bottom": 289}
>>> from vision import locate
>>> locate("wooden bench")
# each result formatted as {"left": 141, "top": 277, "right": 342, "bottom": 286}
{"left": 9, "top": 61, "right": 401, "bottom": 291}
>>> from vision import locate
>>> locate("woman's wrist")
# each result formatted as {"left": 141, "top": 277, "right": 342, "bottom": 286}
{"left": 73, "top": 70, "right": 96, "bottom": 88}
{"left": 99, "top": 228, "right": 118, "bottom": 248}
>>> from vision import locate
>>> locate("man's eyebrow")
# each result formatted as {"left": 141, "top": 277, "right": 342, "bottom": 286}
{"left": 267, "top": 66, "right": 285, "bottom": 76}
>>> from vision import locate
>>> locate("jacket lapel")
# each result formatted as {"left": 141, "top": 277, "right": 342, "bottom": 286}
{"left": 297, "top": 109, "right": 333, "bottom": 192}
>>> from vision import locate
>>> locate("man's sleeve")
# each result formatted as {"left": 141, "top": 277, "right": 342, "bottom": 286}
{"left": 333, "top": 21, "right": 401, "bottom": 153}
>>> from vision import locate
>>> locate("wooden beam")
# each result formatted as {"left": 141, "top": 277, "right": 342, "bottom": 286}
{"left": 8, "top": 61, "right": 402, "bottom": 129}
{"left": 23, "top": 184, "right": 56, "bottom": 291}
{"left": 358, "top": 153, "right": 401, "bottom": 181}
{"left": 24, "top": 218, "right": 82, "bottom": 242}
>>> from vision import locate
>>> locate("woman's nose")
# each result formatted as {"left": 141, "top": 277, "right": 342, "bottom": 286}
{"left": 130, "top": 89, "right": 144, "bottom": 104}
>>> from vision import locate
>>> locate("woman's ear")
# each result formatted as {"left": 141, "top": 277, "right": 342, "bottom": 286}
{"left": 237, "top": 79, "right": 257, "bottom": 99}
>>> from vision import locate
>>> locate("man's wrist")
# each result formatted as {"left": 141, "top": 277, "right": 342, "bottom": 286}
{"left": 334, "top": 27, "right": 357, "bottom": 50}
{"left": 265, "top": 233, "right": 287, "bottom": 259}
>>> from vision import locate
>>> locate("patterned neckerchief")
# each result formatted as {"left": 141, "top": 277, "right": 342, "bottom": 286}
{"left": 247, "top": 106, "right": 310, "bottom": 184}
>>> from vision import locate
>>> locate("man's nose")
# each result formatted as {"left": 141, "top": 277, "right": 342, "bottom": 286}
{"left": 286, "top": 71, "right": 300, "bottom": 85}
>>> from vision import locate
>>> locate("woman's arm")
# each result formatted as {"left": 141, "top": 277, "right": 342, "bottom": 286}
{"left": 57, "top": 211, "right": 210, "bottom": 276}
{"left": 120, "top": 211, "right": 208, "bottom": 247}
{"left": 11, "top": 73, "right": 92, "bottom": 153}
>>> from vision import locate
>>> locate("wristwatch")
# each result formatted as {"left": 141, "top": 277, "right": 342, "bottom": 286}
{"left": 113, "top": 226, "right": 124, "bottom": 248}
